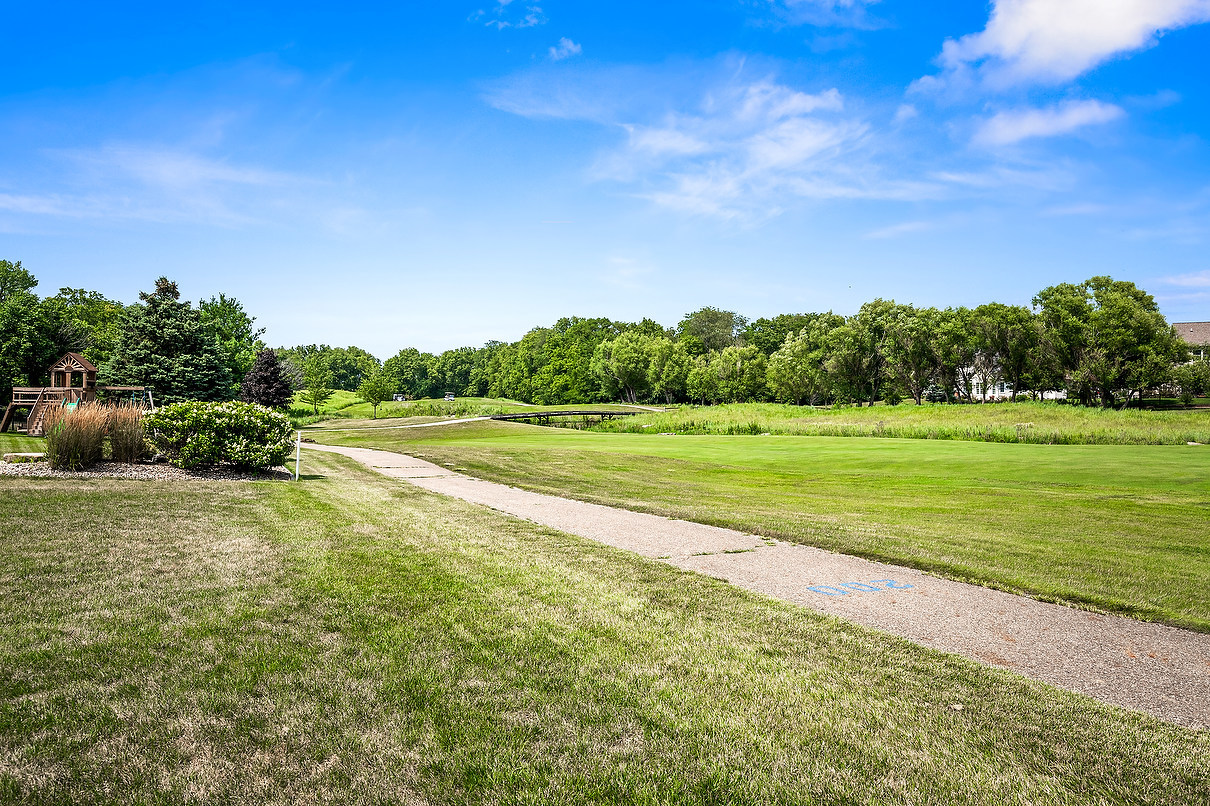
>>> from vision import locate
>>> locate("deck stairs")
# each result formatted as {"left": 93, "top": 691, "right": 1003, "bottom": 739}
{"left": 1, "top": 388, "right": 85, "bottom": 437}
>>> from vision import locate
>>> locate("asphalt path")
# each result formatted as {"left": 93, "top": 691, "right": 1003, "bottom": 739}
{"left": 307, "top": 442, "right": 1210, "bottom": 729}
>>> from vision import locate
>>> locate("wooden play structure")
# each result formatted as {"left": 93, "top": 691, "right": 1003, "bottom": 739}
{"left": 1, "top": 353, "right": 150, "bottom": 436}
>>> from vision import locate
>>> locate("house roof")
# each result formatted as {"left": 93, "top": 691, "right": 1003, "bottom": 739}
{"left": 1173, "top": 322, "right": 1210, "bottom": 347}
{"left": 49, "top": 352, "right": 98, "bottom": 373}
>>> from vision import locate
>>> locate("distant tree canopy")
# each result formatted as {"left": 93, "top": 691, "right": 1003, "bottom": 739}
{"left": 277, "top": 344, "right": 379, "bottom": 392}
{"left": 2, "top": 258, "right": 1200, "bottom": 412}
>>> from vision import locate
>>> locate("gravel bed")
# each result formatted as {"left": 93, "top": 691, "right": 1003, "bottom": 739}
{"left": 0, "top": 459, "right": 292, "bottom": 482}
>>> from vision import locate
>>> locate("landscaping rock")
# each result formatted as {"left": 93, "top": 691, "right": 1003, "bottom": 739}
{"left": 3, "top": 452, "right": 46, "bottom": 463}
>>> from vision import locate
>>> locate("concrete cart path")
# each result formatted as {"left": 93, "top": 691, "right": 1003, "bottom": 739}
{"left": 307, "top": 443, "right": 1210, "bottom": 730}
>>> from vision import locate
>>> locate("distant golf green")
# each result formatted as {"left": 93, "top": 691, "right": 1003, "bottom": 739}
{"left": 312, "top": 420, "right": 1210, "bottom": 631}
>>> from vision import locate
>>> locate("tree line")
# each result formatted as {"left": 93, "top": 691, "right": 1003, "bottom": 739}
{"left": 2, "top": 259, "right": 1206, "bottom": 412}
{"left": 343, "top": 276, "right": 1205, "bottom": 408}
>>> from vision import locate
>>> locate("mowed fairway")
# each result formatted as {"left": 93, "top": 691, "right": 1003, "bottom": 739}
{"left": 311, "top": 420, "right": 1210, "bottom": 631}
{"left": 1, "top": 452, "right": 1207, "bottom": 804}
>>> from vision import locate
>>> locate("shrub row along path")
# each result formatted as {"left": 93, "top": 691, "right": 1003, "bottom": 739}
{"left": 307, "top": 443, "right": 1210, "bottom": 729}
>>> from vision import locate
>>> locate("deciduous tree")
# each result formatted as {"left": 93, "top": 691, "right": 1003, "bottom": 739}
{"left": 240, "top": 348, "right": 294, "bottom": 409}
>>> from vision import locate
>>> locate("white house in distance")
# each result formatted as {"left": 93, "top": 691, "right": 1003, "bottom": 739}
{"left": 968, "top": 321, "right": 1208, "bottom": 401}
{"left": 1173, "top": 322, "right": 1210, "bottom": 361}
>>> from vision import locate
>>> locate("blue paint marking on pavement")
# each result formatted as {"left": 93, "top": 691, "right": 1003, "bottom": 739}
{"left": 809, "top": 579, "right": 915, "bottom": 596}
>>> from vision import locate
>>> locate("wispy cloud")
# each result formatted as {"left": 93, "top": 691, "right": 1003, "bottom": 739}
{"left": 0, "top": 143, "right": 323, "bottom": 228}
{"left": 973, "top": 99, "right": 1124, "bottom": 146}
{"left": 917, "top": 0, "right": 1210, "bottom": 92}
{"left": 1159, "top": 269, "right": 1210, "bottom": 287}
{"left": 766, "top": 0, "right": 881, "bottom": 28}
{"left": 863, "top": 219, "right": 933, "bottom": 239}
{"left": 590, "top": 79, "right": 904, "bottom": 217}
{"left": 548, "top": 37, "right": 582, "bottom": 61}
{"left": 471, "top": 1, "right": 546, "bottom": 30}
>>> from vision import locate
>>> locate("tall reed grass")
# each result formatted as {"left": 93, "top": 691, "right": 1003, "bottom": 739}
{"left": 591, "top": 402, "right": 1210, "bottom": 446}
{"left": 107, "top": 402, "right": 147, "bottom": 463}
{"left": 44, "top": 403, "right": 107, "bottom": 470}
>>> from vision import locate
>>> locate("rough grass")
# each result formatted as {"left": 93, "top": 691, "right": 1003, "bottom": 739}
{"left": 0, "top": 455, "right": 1205, "bottom": 804}
{"left": 315, "top": 420, "right": 1210, "bottom": 631}
{"left": 591, "top": 401, "right": 1210, "bottom": 445}
{"left": 294, "top": 396, "right": 656, "bottom": 427}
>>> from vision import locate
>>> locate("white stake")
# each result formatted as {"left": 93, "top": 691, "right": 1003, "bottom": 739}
{"left": 294, "top": 430, "right": 301, "bottom": 481}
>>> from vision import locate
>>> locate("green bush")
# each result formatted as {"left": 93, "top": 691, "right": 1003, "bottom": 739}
{"left": 144, "top": 401, "right": 293, "bottom": 470}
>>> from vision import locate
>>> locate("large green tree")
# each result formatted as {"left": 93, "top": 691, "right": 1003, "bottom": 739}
{"left": 101, "top": 278, "right": 231, "bottom": 404}
{"left": 0, "top": 261, "right": 71, "bottom": 404}
{"left": 716, "top": 344, "right": 767, "bottom": 403}
{"left": 44, "top": 288, "right": 126, "bottom": 368}
{"left": 826, "top": 300, "right": 893, "bottom": 406}
{"left": 882, "top": 304, "right": 942, "bottom": 405}
{"left": 200, "top": 294, "right": 265, "bottom": 396}
{"left": 745, "top": 313, "right": 818, "bottom": 356}
{"left": 1034, "top": 276, "right": 1185, "bottom": 406}
{"left": 677, "top": 307, "right": 747, "bottom": 354}
{"left": 648, "top": 338, "right": 692, "bottom": 404}
{"left": 767, "top": 322, "right": 836, "bottom": 405}
{"left": 686, "top": 354, "right": 720, "bottom": 404}
{"left": 591, "top": 331, "right": 655, "bottom": 403}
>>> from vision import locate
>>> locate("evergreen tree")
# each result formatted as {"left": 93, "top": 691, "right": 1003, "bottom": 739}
{"left": 101, "top": 277, "right": 231, "bottom": 404}
{"left": 240, "top": 348, "right": 294, "bottom": 409}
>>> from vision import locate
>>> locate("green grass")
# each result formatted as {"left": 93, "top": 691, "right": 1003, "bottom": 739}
{"left": 0, "top": 455, "right": 1205, "bottom": 804}
{"left": 314, "top": 420, "right": 1210, "bottom": 631}
{"left": 0, "top": 433, "right": 45, "bottom": 453}
{"left": 589, "top": 401, "right": 1210, "bottom": 445}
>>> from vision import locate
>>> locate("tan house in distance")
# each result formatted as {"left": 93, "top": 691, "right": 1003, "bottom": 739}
{"left": 1173, "top": 322, "right": 1210, "bottom": 361}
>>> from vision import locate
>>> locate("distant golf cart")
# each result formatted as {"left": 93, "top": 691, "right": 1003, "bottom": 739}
{"left": 443, "top": 392, "right": 455, "bottom": 402}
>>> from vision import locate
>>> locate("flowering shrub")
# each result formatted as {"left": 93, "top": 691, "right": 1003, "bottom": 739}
{"left": 143, "top": 400, "right": 293, "bottom": 470}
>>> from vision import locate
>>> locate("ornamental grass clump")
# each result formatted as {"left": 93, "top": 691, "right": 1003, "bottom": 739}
{"left": 106, "top": 402, "right": 147, "bottom": 463}
{"left": 44, "top": 402, "right": 107, "bottom": 470}
{"left": 144, "top": 400, "right": 293, "bottom": 470}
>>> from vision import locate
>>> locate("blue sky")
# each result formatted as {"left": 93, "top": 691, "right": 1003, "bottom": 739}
{"left": 3, "top": 0, "right": 1209, "bottom": 356}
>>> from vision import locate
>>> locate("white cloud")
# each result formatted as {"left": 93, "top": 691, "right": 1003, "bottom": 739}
{"left": 1159, "top": 270, "right": 1210, "bottom": 287}
{"left": 973, "top": 100, "right": 1124, "bottom": 146}
{"left": 548, "top": 37, "right": 582, "bottom": 61}
{"left": 593, "top": 79, "right": 890, "bottom": 217}
{"left": 892, "top": 104, "right": 918, "bottom": 124}
{"left": 923, "top": 0, "right": 1210, "bottom": 89}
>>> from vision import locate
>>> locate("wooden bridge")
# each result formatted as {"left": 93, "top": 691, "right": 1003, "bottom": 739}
{"left": 489, "top": 410, "right": 638, "bottom": 426}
